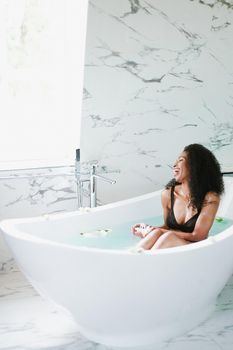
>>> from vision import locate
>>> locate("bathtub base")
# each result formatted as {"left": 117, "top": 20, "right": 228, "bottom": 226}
{"left": 73, "top": 304, "right": 215, "bottom": 347}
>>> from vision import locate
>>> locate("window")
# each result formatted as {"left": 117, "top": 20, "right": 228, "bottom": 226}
{"left": 0, "top": 0, "right": 88, "bottom": 170}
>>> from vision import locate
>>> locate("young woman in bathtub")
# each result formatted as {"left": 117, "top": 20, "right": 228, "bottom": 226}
{"left": 132, "top": 143, "right": 224, "bottom": 250}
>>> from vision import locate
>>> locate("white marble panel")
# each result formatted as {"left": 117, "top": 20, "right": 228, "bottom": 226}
{"left": 0, "top": 166, "right": 82, "bottom": 272}
{"left": 81, "top": 0, "right": 233, "bottom": 203}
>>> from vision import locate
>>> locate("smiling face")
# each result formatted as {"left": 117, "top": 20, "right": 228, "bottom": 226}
{"left": 173, "top": 151, "right": 190, "bottom": 183}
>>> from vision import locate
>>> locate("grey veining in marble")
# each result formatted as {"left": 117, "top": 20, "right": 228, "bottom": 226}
{"left": 0, "top": 166, "right": 82, "bottom": 272}
{"left": 81, "top": 0, "right": 233, "bottom": 204}
{"left": 0, "top": 168, "right": 78, "bottom": 215}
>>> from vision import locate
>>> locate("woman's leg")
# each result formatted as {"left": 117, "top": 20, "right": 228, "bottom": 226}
{"left": 136, "top": 228, "right": 167, "bottom": 250}
{"left": 152, "top": 231, "right": 191, "bottom": 249}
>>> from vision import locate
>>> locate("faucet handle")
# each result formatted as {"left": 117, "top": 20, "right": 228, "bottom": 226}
{"left": 90, "top": 164, "right": 116, "bottom": 185}
{"left": 90, "top": 163, "right": 97, "bottom": 173}
{"left": 89, "top": 162, "right": 98, "bottom": 175}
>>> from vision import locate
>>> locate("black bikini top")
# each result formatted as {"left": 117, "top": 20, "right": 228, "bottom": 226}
{"left": 166, "top": 186, "right": 200, "bottom": 233}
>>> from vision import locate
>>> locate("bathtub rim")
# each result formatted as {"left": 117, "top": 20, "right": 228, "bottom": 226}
{"left": 1, "top": 218, "right": 230, "bottom": 256}
{"left": 1, "top": 188, "right": 233, "bottom": 256}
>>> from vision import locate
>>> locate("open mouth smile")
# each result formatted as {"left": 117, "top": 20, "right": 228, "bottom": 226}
{"left": 173, "top": 168, "right": 180, "bottom": 177}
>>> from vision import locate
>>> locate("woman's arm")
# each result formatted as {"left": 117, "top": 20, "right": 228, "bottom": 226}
{"left": 174, "top": 192, "right": 220, "bottom": 242}
{"left": 131, "top": 189, "right": 170, "bottom": 237}
{"left": 159, "top": 188, "right": 170, "bottom": 229}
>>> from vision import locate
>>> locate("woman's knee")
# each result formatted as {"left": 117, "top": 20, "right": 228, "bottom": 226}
{"left": 153, "top": 231, "right": 191, "bottom": 249}
{"left": 136, "top": 228, "right": 164, "bottom": 250}
{"left": 152, "top": 231, "right": 177, "bottom": 249}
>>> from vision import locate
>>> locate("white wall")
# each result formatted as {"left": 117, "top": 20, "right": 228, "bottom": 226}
{"left": 81, "top": 0, "right": 233, "bottom": 203}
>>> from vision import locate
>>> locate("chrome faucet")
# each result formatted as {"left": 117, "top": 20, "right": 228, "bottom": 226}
{"left": 90, "top": 164, "right": 116, "bottom": 208}
{"left": 75, "top": 149, "right": 85, "bottom": 208}
{"left": 74, "top": 153, "right": 116, "bottom": 209}
{"left": 75, "top": 173, "right": 90, "bottom": 208}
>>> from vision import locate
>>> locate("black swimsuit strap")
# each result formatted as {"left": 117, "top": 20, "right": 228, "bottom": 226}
{"left": 170, "top": 186, "right": 175, "bottom": 209}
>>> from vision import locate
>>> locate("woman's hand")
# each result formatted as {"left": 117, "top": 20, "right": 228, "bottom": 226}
{"left": 131, "top": 223, "right": 155, "bottom": 238}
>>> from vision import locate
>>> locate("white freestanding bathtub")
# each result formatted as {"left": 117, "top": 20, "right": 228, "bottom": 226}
{"left": 1, "top": 177, "right": 233, "bottom": 348}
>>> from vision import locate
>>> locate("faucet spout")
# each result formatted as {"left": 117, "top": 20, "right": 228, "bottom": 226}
{"left": 90, "top": 164, "right": 116, "bottom": 208}
{"left": 93, "top": 174, "right": 116, "bottom": 185}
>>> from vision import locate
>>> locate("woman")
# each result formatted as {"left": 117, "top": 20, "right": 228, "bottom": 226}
{"left": 132, "top": 143, "right": 224, "bottom": 250}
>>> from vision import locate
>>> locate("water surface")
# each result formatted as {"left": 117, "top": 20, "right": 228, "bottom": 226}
{"left": 65, "top": 216, "right": 233, "bottom": 250}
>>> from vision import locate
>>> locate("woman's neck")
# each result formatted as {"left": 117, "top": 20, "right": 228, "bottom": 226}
{"left": 180, "top": 182, "right": 191, "bottom": 206}
{"left": 180, "top": 182, "right": 190, "bottom": 197}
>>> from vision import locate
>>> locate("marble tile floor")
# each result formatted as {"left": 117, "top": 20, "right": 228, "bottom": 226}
{"left": 1, "top": 269, "right": 233, "bottom": 350}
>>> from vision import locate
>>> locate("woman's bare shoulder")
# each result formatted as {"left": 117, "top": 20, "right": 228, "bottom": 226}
{"left": 161, "top": 188, "right": 171, "bottom": 204}
{"left": 203, "top": 191, "right": 220, "bottom": 206}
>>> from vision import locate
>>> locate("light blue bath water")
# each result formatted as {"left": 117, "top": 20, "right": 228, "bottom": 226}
{"left": 65, "top": 216, "right": 233, "bottom": 250}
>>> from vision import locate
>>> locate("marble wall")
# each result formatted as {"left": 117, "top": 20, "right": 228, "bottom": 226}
{"left": 0, "top": 165, "right": 94, "bottom": 272}
{"left": 81, "top": 0, "right": 233, "bottom": 204}
{"left": 0, "top": 167, "right": 80, "bottom": 272}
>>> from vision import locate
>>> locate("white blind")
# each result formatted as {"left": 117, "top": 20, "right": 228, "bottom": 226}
{"left": 0, "top": 0, "right": 88, "bottom": 170}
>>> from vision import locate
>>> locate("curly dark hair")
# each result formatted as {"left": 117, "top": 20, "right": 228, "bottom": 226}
{"left": 166, "top": 143, "right": 224, "bottom": 211}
